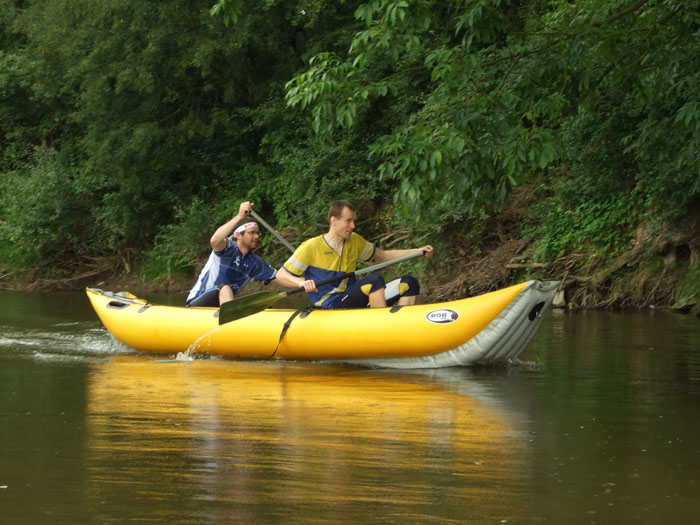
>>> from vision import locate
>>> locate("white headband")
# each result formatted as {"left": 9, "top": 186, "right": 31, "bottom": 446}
{"left": 234, "top": 221, "right": 258, "bottom": 236}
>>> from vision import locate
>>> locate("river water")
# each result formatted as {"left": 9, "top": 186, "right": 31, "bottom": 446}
{"left": 1, "top": 289, "right": 699, "bottom": 523}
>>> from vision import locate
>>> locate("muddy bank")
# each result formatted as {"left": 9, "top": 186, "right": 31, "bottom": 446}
{"left": 0, "top": 266, "right": 191, "bottom": 297}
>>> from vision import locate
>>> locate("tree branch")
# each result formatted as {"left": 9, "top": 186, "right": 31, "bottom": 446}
{"left": 592, "top": 0, "right": 654, "bottom": 27}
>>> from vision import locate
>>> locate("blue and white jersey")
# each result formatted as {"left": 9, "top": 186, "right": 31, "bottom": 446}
{"left": 186, "top": 237, "right": 277, "bottom": 305}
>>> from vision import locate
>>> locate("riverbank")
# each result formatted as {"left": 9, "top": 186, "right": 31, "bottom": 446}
{"left": 2, "top": 235, "right": 698, "bottom": 317}
{"left": 2, "top": 192, "right": 698, "bottom": 315}
{"left": 424, "top": 190, "right": 700, "bottom": 316}
{"left": 0, "top": 265, "right": 191, "bottom": 296}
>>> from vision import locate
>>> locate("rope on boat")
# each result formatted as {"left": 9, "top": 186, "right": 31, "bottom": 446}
{"left": 267, "top": 307, "right": 314, "bottom": 360}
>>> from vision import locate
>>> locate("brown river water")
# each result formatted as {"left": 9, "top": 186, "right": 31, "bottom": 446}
{"left": 1, "top": 289, "right": 699, "bottom": 523}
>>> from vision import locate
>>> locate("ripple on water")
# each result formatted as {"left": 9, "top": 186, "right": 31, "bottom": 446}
{"left": 0, "top": 323, "right": 134, "bottom": 361}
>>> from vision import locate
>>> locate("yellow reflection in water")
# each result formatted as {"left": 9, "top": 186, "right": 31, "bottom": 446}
{"left": 86, "top": 359, "right": 531, "bottom": 522}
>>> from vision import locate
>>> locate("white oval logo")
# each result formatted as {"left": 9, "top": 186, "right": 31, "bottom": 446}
{"left": 426, "top": 309, "right": 459, "bottom": 324}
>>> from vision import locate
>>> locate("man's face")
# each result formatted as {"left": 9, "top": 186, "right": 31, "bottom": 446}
{"left": 331, "top": 207, "right": 356, "bottom": 240}
{"left": 236, "top": 228, "right": 261, "bottom": 250}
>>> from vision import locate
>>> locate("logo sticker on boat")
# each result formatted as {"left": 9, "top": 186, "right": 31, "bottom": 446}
{"left": 426, "top": 309, "right": 459, "bottom": 324}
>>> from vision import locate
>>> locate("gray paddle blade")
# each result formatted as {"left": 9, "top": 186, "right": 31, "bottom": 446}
{"left": 218, "top": 291, "right": 285, "bottom": 325}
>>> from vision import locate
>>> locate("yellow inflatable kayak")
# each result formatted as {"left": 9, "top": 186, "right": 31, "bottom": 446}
{"left": 86, "top": 280, "right": 558, "bottom": 368}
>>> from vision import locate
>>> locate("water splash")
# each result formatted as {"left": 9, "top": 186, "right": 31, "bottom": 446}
{"left": 175, "top": 326, "right": 221, "bottom": 361}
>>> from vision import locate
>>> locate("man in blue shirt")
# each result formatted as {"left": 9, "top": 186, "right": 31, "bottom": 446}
{"left": 186, "top": 201, "right": 312, "bottom": 307}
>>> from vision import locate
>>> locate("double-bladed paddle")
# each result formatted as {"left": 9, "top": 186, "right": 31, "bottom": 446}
{"left": 218, "top": 251, "right": 425, "bottom": 324}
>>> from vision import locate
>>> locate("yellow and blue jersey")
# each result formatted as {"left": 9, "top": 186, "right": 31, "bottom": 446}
{"left": 283, "top": 233, "right": 375, "bottom": 308}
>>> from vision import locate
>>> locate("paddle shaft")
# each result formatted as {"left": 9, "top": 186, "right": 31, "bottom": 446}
{"left": 249, "top": 209, "right": 296, "bottom": 254}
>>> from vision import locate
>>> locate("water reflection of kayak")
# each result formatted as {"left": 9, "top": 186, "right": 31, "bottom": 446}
{"left": 85, "top": 280, "right": 557, "bottom": 368}
{"left": 85, "top": 360, "right": 531, "bottom": 514}
{"left": 86, "top": 360, "right": 523, "bottom": 455}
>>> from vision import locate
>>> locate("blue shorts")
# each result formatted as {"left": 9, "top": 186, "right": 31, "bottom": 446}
{"left": 330, "top": 273, "right": 419, "bottom": 309}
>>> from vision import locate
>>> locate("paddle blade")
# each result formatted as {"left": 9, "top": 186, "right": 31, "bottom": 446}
{"left": 218, "top": 291, "right": 286, "bottom": 325}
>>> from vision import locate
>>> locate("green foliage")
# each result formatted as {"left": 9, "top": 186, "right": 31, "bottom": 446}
{"left": 284, "top": 0, "right": 700, "bottom": 224}
{"left": 210, "top": 0, "right": 244, "bottom": 26}
{"left": 1, "top": 0, "right": 700, "bottom": 286}
{"left": 524, "top": 1, "right": 700, "bottom": 260}
{"left": 148, "top": 197, "right": 237, "bottom": 272}
{"left": 0, "top": 150, "right": 96, "bottom": 263}
{"left": 675, "top": 261, "right": 700, "bottom": 310}
{"left": 525, "top": 97, "right": 642, "bottom": 260}
{"left": 2, "top": 0, "right": 338, "bottom": 265}
{"left": 0, "top": 238, "right": 31, "bottom": 269}
{"left": 244, "top": 87, "right": 391, "bottom": 237}
{"left": 284, "top": 0, "right": 566, "bottom": 221}
{"left": 527, "top": 190, "right": 637, "bottom": 261}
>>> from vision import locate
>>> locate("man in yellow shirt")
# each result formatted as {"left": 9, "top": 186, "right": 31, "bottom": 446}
{"left": 278, "top": 200, "right": 433, "bottom": 309}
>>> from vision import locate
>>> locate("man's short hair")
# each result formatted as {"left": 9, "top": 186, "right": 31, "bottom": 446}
{"left": 328, "top": 200, "right": 355, "bottom": 222}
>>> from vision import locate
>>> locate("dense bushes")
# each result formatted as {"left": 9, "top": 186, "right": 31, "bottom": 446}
{"left": 1, "top": 151, "right": 96, "bottom": 264}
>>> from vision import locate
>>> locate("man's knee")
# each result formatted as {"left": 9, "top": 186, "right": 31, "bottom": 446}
{"left": 390, "top": 275, "right": 419, "bottom": 297}
{"left": 385, "top": 275, "right": 420, "bottom": 305}
{"left": 400, "top": 275, "right": 420, "bottom": 296}
{"left": 219, "top": 284, "right": 234, "bottom": 303}
{"left": 359, "top": 273, "right": 386, "bottom": 296}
